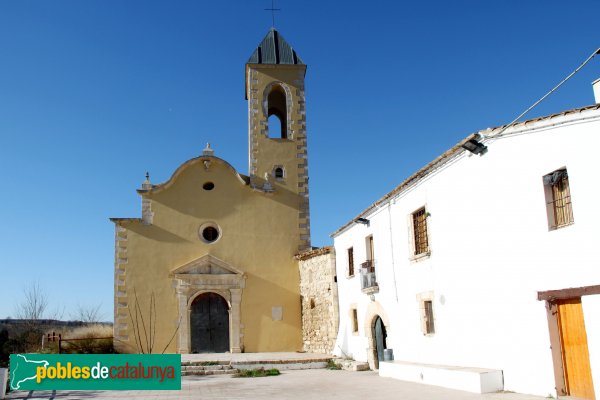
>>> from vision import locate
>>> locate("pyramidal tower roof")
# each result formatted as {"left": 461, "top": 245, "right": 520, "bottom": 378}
{"left": 247, "top": 28, "right": 304, "bottom": 65}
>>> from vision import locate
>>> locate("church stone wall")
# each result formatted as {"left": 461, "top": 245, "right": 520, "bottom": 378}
{"left": 298, "top": 247, "right": 338, "bottom": 354}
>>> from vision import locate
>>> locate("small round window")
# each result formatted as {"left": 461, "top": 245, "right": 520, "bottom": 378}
{"left": 199, "top": 223, "right": 221, "bottom": 244}
{"left": 203, "top": 182, "right": 215, "bottom": 191}
{"left": 202, "top": 227, "right": 219, "bottom": 242}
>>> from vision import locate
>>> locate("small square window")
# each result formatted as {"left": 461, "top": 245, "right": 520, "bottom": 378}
{"left": 543, "top": 169, "right": 574, "bottom": 230}
{"left": 351, "top": 308, "right": 359, "bottom": 334}
{"left": 423, "top": 300, "right": 435, "bottom": 335}
{"left": 417, "top": 292, "right": 435, "bottom": 336}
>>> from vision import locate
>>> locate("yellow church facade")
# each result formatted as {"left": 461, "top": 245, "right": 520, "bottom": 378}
{"left": 110, "top": 29, "right": 310, "bottom": 354}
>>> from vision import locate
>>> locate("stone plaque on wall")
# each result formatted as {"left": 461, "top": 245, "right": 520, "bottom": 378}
{"left": 272, "top": 306, "right": 283, "bottom": 321}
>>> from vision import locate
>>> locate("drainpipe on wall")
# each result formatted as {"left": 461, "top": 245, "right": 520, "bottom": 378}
{"left": 387, "top": 202, "right": 399, "bottom": 302}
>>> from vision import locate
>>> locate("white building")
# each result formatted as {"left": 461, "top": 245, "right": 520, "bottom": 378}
{"left": 332, "top": 84, "right": 600, "bottom": 398}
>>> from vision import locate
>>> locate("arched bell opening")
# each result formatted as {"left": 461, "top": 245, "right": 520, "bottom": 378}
{"left": 266, "top": 84, "right": 288, "bottom": 139}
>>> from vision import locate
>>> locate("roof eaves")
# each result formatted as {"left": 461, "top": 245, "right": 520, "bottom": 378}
{"left": 295, "top": 246, "right": 334, "bottom": 261}
{"left": 330, "top": 104, "right": 600, "bottom": 238}
{"left": 330, "top": 133, "right": 478, "bottom": 238}
{"left": 109, "top": 217, "right": 142, "bottom": 224}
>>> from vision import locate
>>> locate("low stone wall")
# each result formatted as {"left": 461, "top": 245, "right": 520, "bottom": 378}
{"left": 297, "top": 247, "right": 338, "bottom": 354}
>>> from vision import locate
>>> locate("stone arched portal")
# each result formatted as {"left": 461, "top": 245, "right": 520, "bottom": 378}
{"left": 170, "top": 254, "right": 246, "bottom": 353}
{"left": 364, "top": 301, "right": 391, "bottom": 370}
{"left": 190, "top": 292, "right": 230, "bottom": 353}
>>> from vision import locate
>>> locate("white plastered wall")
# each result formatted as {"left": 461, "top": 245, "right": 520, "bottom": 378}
{"left": 333, "top": 110, "right": 600, "bottom": 396}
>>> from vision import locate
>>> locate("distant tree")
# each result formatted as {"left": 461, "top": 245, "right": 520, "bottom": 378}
{"left": 9, "top": 283, "right": 67, "bottom": 354}
{"left": 14, "top": 282, "right": 48, "bottom": 321}
{"left": 71, "top": 304, "right": 104, "bottom": 324}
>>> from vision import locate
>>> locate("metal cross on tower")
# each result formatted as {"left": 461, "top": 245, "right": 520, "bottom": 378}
{"left": 264, "top": 0, "right": 281, "bottom": 28}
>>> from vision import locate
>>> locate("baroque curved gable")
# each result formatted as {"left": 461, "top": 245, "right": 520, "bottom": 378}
{"left": 138, "top": 156, "right": 250, "bottom": 195}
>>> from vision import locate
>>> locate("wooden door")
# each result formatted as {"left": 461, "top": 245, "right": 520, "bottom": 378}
{"left": 374, "top": 316, "right": 387, "bottom": 366}
{"left": 557, "top": 298, "right": 595, "bottom": 399}
{"left": 190, "top": 293, "right": 230, "bottom": 353}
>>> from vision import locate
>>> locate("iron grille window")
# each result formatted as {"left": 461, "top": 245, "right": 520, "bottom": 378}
{"left": 347, "top": 247, "right": 354, "bottom": 276}
{"left": 412, "top": 207, "right": 429, "bottom": 255}
{"left": 423, "top": 300, "right": 435, "bottom": 334}
{"left": 544, "top": 169, "right": 574, "bottom": 229}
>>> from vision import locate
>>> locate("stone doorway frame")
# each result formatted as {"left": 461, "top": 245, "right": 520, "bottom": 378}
{"left": 364, "top": 301, "right": 390, "bottom": 370}
{"left": 170, "top": 254, "right": 246, "bottom": 354}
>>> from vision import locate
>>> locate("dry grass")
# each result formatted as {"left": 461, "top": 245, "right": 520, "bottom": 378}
{"left": 53, "top": 324, "right": 113, "bottom": 354}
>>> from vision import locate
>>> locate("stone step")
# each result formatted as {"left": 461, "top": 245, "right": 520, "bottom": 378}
{"left": 335, "top": 359, "right": 370, "bottom": 372}
{"left": 181, "top": 365, "right": 231, "bottom": 371}
{"left": 181, "top": 361, "right": 230, "bottom": 367}
{"left": 181, "top": 354, "right": 335, "bottom": 373}
{"left": 231, "top": 360, "right": 329, "bottom": 371}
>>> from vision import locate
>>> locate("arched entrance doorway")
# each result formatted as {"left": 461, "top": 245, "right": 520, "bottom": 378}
{"left": 363, "top": 301, "right": 390, "bottom": 370}
{"left": 373, "top": 315, "right": 387, "bottom": 369}
{"left": 190, "top": 292, "right": 230, "bottom": 353}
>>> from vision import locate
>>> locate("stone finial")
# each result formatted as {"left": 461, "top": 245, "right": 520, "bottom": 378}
{"left": 141, "top": 172, "right": 154, "bottom": 224}
{"left": 142, "top": 172, "right": 152, "bottom": 190}
{"left": 202, "top": 143, "right": 215, "bottom": 156}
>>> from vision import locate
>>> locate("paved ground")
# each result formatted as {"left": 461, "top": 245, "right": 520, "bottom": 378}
{"left": 6, "top": 369, "right": 548, "bottom": 400}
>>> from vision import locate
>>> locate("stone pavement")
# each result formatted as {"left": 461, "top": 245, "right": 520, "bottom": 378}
{"left": 6, "top": 369, "right": 548, "bottom": 400}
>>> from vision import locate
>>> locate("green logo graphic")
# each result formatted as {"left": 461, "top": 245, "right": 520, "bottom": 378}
{"left": 9, "top": 354, "right": 181, "bottom": 390}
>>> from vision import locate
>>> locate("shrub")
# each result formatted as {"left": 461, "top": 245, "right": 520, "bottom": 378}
{"left": 237, "top": 368, "right": 280, "bottom": 378}
{"left": 3, "top": 328, "right": 44, "bottom": 355}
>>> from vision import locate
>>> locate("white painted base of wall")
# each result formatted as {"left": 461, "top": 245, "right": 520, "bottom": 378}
{"left": 379, "top": 360, "right": 503, "bottom": 394}
{"left": 0, "top": 368, "right": 7, "bottom": 400}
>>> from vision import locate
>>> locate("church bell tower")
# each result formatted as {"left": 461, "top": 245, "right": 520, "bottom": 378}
{"left": 246, "top": 28, "right": 310, "bottom": 251}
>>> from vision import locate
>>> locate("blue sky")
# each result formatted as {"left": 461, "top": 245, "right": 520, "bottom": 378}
{"left": 1, "top": 1, "right": 599, "bottom": 320}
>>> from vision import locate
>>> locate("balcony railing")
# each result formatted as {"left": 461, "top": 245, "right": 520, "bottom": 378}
{"left": 360, "top": 260, "right": 378, "bottom": 293}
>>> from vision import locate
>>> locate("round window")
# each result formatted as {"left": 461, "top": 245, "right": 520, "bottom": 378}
{"left": 202, "top": 227, "right": 219, "bottom": 242}
{"left": 199, "top": 223, "right": 221, "bottom": 244}
{"left": 203, "top": 182, "right": 215, "bottom": 190}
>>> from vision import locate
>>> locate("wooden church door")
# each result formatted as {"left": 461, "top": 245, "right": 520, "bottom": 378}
{"left": 557, "top": 298, "right": 595, "bottom": 399}
{"left": 190, "top": 293, "right": 230, "bottom": 353}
